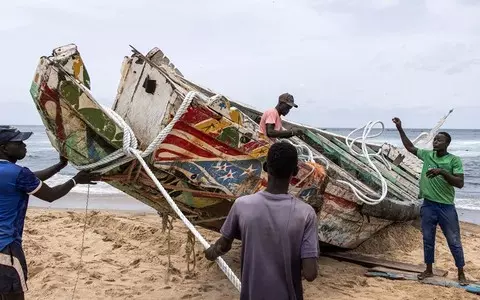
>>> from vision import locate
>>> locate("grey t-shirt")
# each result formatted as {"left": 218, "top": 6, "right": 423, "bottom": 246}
{"left": 220, "top": 191, "right": 319, "bottom": 300}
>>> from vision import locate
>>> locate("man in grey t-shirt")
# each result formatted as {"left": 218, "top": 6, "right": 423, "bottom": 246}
{"left": 205, "top": 142, "right": 319, "bottom": 300}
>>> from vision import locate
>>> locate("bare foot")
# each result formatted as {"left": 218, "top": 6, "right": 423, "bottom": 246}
{"left": 417, "top": 270, "right": 434, "bottom": 280}
{"left": 458, "top": 271, "right": 468, "bottom": 286}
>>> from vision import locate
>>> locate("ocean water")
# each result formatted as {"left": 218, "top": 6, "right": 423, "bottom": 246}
{"left": 16, "top": 125, "right": 480, "bottom": 210}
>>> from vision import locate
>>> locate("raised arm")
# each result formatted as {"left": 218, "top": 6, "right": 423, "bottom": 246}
{"left": 392, "top": 117, "right": 417, "bottom": 155}
{"left": 34, "top": 155, "right": 68, "bottom": 181}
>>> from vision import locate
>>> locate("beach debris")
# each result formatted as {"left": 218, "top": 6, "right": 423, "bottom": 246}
{"left": 365, "top": 266, "right": 480, "bottom": 295}
{"left": 323, "top": 252, "right": 448, "bottom": 277}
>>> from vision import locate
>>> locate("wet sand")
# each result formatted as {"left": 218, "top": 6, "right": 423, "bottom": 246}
{"left": 23, "top": 201, "right": 480, "bottom": 299}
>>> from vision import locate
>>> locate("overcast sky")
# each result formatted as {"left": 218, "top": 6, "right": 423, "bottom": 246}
{"left": 1, "top": 0, "right": 479, "bottom": 128}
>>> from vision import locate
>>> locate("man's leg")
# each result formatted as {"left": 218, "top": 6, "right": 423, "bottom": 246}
{"left": 438, "top": 204, "right": 467, "bottom": 285}
{"left": 0, "top": 244, "right": 27, "bottom": 299}
{"left": 419, "top": 200, "right": 438, "bottom": 280}
{"left": 0, "top": 292, "right": 25, "bottom": 300}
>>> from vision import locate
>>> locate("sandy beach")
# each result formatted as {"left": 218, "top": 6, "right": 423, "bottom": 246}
{"left": 23, "top": 199, "right": 480, "bottom": 300}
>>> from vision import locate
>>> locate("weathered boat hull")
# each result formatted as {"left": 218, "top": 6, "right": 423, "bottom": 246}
{"left": 30, "top": 44, "right": 424, "bottom": 249}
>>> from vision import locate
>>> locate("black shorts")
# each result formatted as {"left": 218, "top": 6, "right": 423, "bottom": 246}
{"left": 0, "top": 242, "right": 28, "bottom": 295}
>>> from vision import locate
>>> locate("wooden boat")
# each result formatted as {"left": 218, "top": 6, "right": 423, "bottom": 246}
{"left": 30, "top": 44, "right": 428, "bottom": 249}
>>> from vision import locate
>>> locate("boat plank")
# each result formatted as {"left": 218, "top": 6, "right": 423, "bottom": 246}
{"left": 328, "top": 136, "right": 419, "bottom": 199}
{"left": 364, "top": 144, "right": 420, "bottom": 186}
{"left": 304, "top": 131, "right": 416, "bottom": 202}
{"left": 381, "top": 145, "right": 423, "bottom": 179}
{"left": 324, "top": 252, "right": 448, "bottom": 277}
{"left": 333, "top": 136, "right": 421, "bottom": 186}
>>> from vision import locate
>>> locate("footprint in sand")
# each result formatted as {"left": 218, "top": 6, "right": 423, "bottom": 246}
{"left": 51, "top": 252, "right": 67, "bottom": 262}
{"left": 28, "top": 266, "right": 44, "bottom": 278}
{"left": 89, "top": 271, "right": 102, "bottom": 280}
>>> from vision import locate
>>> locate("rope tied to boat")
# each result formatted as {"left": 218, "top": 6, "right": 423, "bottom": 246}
{"left": 71, "top": 184, "right": 90, "bottom": 300}
{"left": 282, "top": 138, "right": 330, "bottom": 169}
{"left": 337, "top": 120, "right": 390, "bottom": 205}
{"left": 71, "top": 91, "right": 242, "bottom": 292}
{"left": 186, "top": 232, "right": 197, "bottom": 273}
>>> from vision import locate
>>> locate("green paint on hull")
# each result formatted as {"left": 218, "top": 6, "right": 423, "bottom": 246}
{"left": 78, "top": 107, "right": 123, "bottom": 147}
{"left": 60, "top": 81, "right": 81, "bottom": 107}
{"left": 217, "top": 127, "right": 240, "bottom": 148}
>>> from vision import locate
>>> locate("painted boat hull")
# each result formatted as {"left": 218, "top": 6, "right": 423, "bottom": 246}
{"left": 29, "top": 44, "right": 425, "bottom": 249}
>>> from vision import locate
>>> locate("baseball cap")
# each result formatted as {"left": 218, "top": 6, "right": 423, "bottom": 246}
{"left": 278, "top": 93, "right": 298, "bottom": 108}
{"left": 0, "top": 126, "right": 33, "bottom": 143}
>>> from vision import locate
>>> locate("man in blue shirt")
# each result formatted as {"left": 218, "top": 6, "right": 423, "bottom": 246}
{"left": 0, "top": 126, "right": 98, "bottom": 300}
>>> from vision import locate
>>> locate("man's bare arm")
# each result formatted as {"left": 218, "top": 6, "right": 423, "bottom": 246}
{"left": 266, "top": 124, "right": 302, "bottom": 138}
{"left": 441, "top": 172, "right": 464, "bottom": 188}
{"left": 302, "top": 258, "right": 318, "bottom": 282}
{"left": 392, "top": 118, "right": 417, "bottom": 155}
{"left": 33, "top": 171, "right": 99, "bottom": 203}
{"left": 34, "top": 157, "right": 67, "bottom": 181}
{"left": 33, "top": 181, "right": 76, "bottom": 203}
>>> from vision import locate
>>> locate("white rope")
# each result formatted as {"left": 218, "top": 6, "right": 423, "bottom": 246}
{"left": 282, "top": 139, "right": 330, "bottom": 169}
{"left": 337, "top": 120, "right": 390, "bottom": 205}
{"left": 72, "top": 91, "right": 242, "bottom": 292}
{"left": 74, "top": 91, "right": 197, "bottom": 172}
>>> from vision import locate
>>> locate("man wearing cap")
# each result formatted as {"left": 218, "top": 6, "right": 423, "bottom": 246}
{"left": 259, "top": 93, "right": 303, "bottom": 139}
{"left": 0, "top": 126, "right": 97, "bottom": 300}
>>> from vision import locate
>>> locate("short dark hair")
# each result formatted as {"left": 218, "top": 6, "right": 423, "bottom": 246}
{"left": 266, "top": 142, "right": 298, "bottom": 179}
{"left": 438, "top": 131, "right": 452, "bottom": 144}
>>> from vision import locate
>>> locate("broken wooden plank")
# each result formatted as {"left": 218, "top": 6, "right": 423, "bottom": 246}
{"left": 365, "top": 267, "right": 480, "bottom": 295}
{"left": 369, "top": 266, "right": 417, "bottom": 275}
{"left": 323, "top": 252, "right": 448, "bottom": 277}
{"left": 381, "top": 145, "right": 423, "bottom": 179}
{"left": 332, "top": 136, "right": 420, "bottom": 188}
{"left": 307, "top": 131, "right": 416, "bottom": 202}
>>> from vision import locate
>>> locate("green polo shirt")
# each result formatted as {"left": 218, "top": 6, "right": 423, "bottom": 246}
{"left": 417, "top": 149, "right": 464, "bottom": 205}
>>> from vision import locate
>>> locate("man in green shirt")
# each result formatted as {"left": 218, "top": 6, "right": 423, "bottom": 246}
{"left": 393, "top": 117, "right": 467, "bottom": 285}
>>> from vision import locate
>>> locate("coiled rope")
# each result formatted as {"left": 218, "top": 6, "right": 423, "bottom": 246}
{"left": 337, "top": 120, "right": 391, "bottom": 205}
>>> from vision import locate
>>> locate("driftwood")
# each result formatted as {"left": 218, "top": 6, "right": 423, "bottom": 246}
{"left": 323, "top": 252, "right": 448, "bottom": 277}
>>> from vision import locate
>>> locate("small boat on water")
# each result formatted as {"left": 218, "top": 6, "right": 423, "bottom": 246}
{"left": 30, "top": 44, "right": 439, "bottom": 249}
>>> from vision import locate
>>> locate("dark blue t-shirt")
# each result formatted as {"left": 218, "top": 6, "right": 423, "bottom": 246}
{"left": 0, "top": 160, "right": 41, "bottom": 251}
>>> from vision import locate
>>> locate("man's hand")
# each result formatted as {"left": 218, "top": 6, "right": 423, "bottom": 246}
{"left": 73, "top": 171, "right": 101, "bottom": 185}
{"left": 392, "top": 117, "right": 402, "bottom": 128}
{"left": 204, "top": 237, "right": 233, "bottom": 261}
{"left": 59, "top": 155, "right": 68, "bottom": 168}
{"left": 204, "top": 244, "right": 221, "bottom": 261}
{"left": 292, "top": 128, "right": 303, "bottom": 136}
{"left": 426, "top": 168, "right": 443, "bottom": 178}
